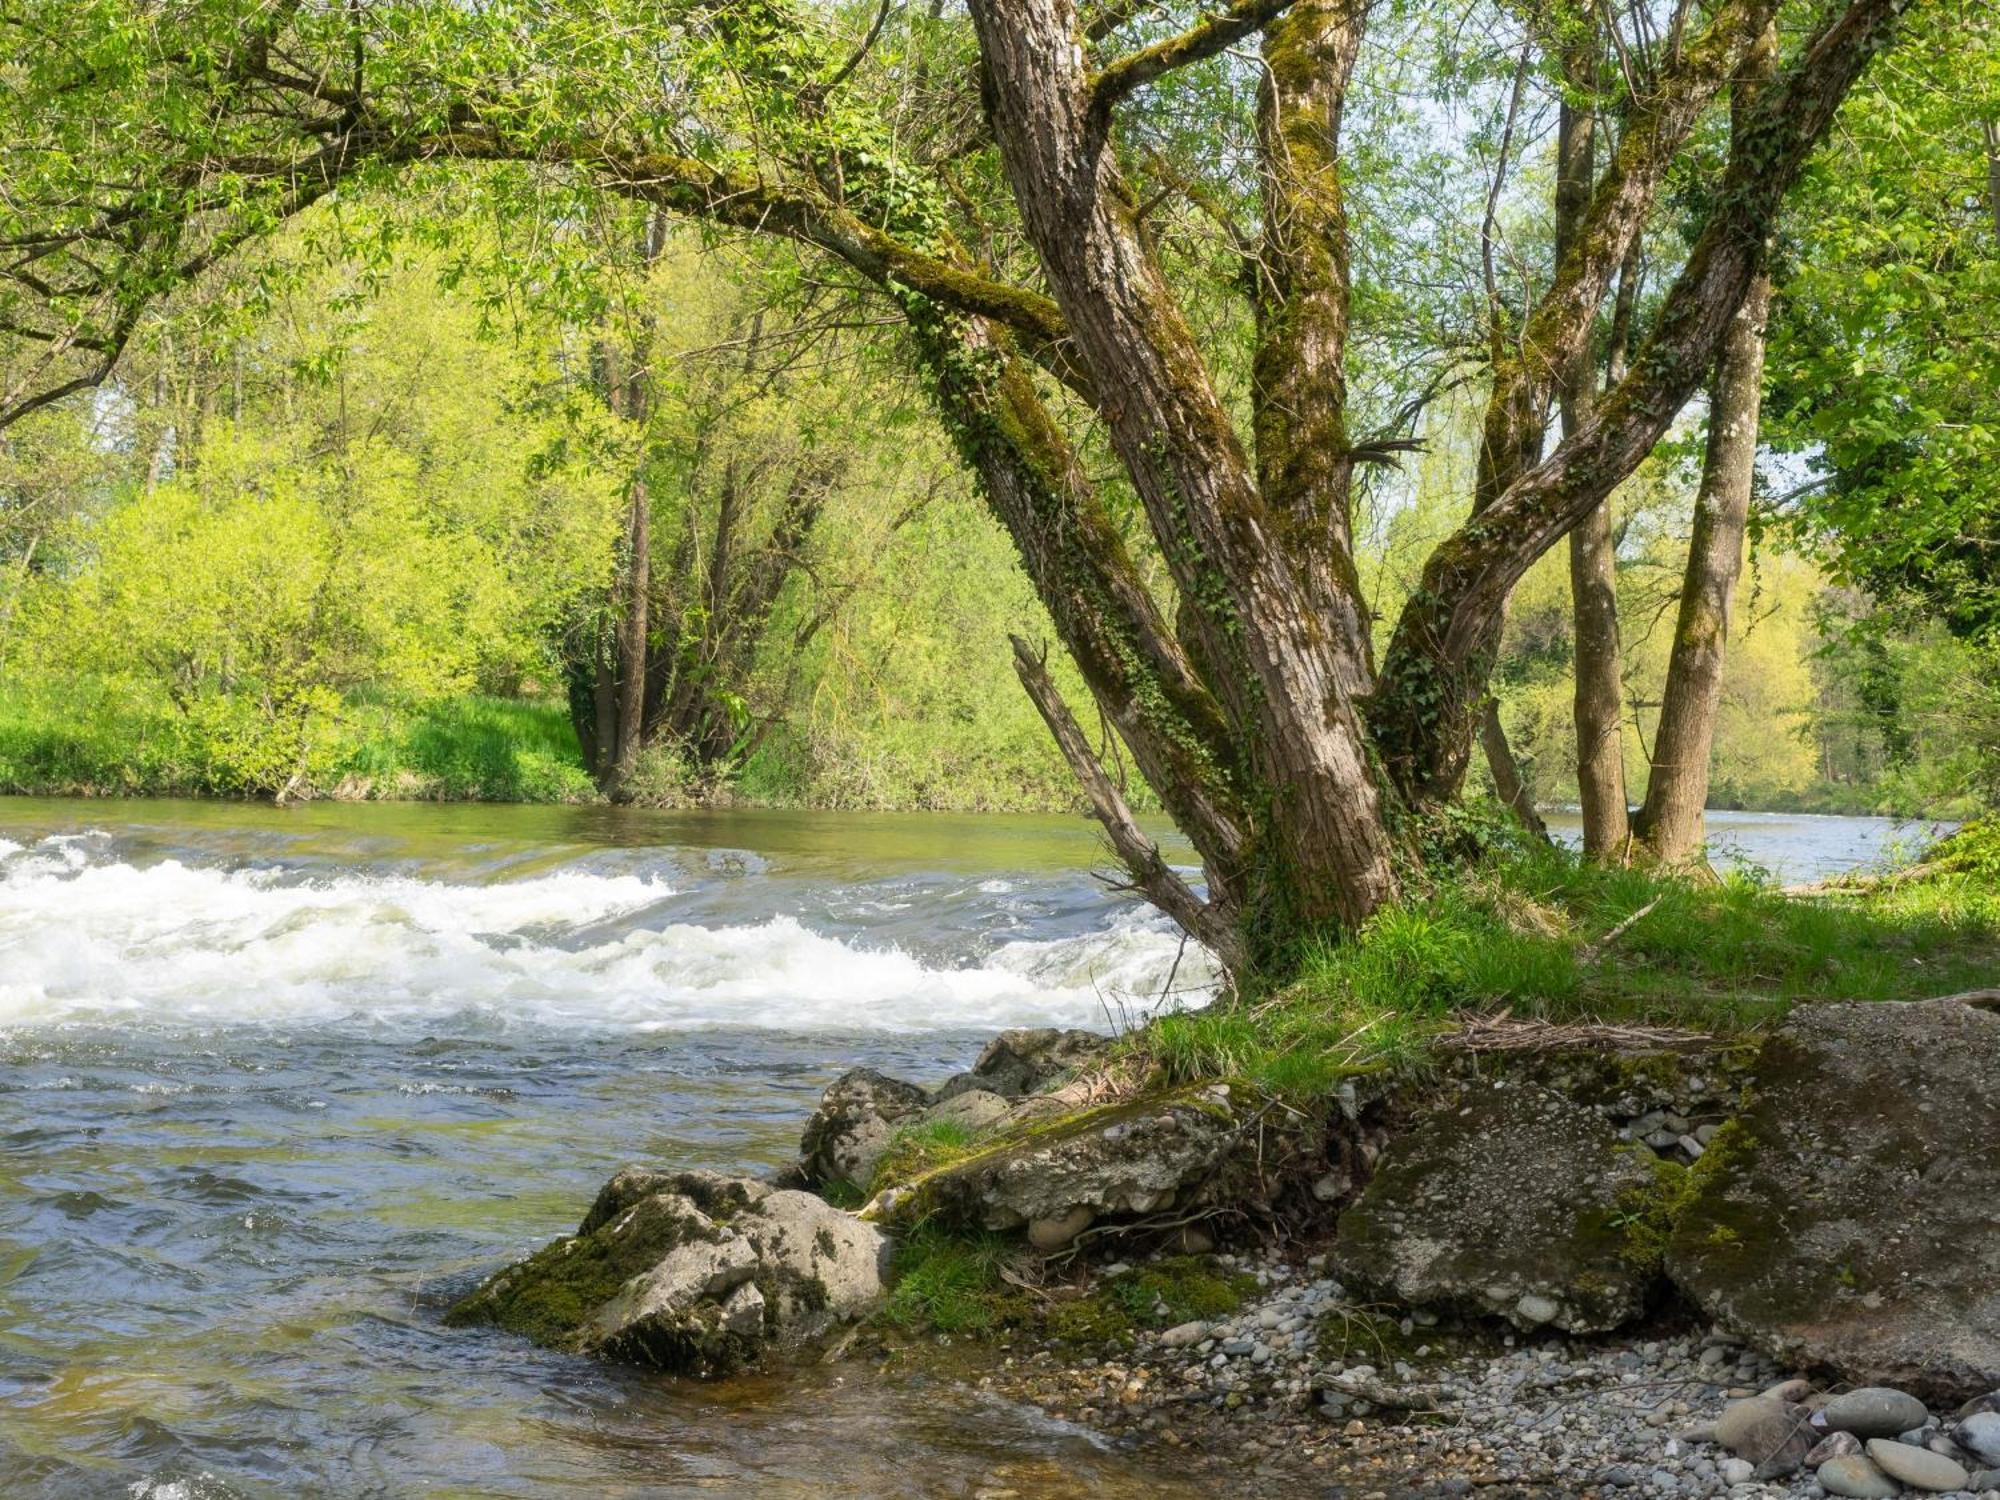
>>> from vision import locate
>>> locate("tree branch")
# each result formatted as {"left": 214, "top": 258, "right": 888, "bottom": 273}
{"left": 1091, "top": 0, "right": 1298, "bottom": 111}
{"left": 1011, "top": 634, "right": 1244, "bottom": 972}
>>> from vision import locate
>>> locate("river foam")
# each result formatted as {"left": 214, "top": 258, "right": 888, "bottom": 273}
{"left": 0, "top": 831, "right": 1218, "bottom": 1033}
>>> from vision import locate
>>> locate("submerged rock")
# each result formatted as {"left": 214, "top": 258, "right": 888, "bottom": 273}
{"left": 1330, "top": 1080, "right": 1668, "bottom": 1333}
{"left": 447, "top": 1168, "right": 890, "bottom": 1374}
{"left": 1668, "top": 996, "right": 2000, "bottom": 1398}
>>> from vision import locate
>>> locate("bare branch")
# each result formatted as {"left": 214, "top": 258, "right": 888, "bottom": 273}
{"left": 1011, "top": 634, "right": 1243, "bottom": 971}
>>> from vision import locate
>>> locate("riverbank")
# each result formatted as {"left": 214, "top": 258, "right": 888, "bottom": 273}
{"left": 438, "top": 828, "right": 2000, "bottom": 1496}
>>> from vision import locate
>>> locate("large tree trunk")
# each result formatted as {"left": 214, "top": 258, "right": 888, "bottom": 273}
{"left": 967, "top": 0, "right": 1398, "bottom": 952}
{"left": 1632, "top": 272, "right": 1771, "bottom": 861}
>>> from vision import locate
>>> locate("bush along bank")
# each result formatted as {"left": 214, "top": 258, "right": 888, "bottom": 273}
{"left": 443, "top": 981, "right": 2000, "bottom": 1499}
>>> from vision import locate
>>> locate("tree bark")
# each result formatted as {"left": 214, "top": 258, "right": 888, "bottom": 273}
{"left": 1479, "top": 699, "right": 1548, "bottom": 840}
{"left": 1984, "top": 118, "right": 2000, "bottom": 245}
{"left": 969, "top": 0, "right": 1398, "bottom": 947}
{"left": 1631, "top": 22, "right": 1777, "bottom": 864}
{"left": 1630, "top": 274, "right": 1769, "bottom": 861}
{"left": 1555, "top": 53, "right": 1633, "bottom": 862}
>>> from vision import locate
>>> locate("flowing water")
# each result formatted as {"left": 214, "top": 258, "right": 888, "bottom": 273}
{"left": 0, "top": 798, "right": 1944, "bottom": 1498}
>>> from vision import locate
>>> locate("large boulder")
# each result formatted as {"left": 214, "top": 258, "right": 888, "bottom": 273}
{"left": 869, "top": 1081, "right": 1311, "bottom": 1251}
{"left": 1331, "top": 1079, "right": 1669, "bottom": 1333}
{"left": 1668, "top": 996, "right": 2000, "bottom": 1399}
{"left": 934, "top": 1027, "right": 1107, "bottom": 1102}
{"left": 447, "top": 1168, "right": 891, "bottom": 1374}
{"left": 796, "top": 1067, "right": 932, "bottom": 1193}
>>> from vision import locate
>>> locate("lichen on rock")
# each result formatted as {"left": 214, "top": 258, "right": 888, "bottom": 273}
{"left": 447, "top": 1168, "right": 891, "bottom": 1376}
{"left": 1330, "top": 1078, "right": 1669, "bottom": 1333}
{"left": 1667, "top": 995, "right": 2000, "bottom": 1399}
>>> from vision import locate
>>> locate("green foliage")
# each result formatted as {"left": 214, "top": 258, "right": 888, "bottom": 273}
{"left": 1141, "top": 836, "right": 2000, "bottom": 1102}
{"left": 1765, "top": 0, "right": 2000, "bottom": 647}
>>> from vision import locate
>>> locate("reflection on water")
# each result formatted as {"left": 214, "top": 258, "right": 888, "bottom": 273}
{"left": 0, "top": 796, "right": 1945, "bottom": 1496}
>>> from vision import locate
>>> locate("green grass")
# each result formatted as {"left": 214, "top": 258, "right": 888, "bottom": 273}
{"left": 879, "top": 1225, "right": 1020, "bottom": 1335}
{"left": 1140, "top": 830, "right": 2000, "bottom": 1101}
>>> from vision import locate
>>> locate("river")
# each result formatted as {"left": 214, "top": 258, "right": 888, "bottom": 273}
{"left": 0, "top": 798, "right": 1947, "bottom": 1497}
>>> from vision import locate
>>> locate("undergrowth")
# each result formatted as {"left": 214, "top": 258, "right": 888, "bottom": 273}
{"left": 1139, "top": 830, "right": 2000, "bottom": 1102}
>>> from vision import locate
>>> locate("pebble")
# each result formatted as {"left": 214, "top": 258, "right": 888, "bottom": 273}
{"left": 1960, "top": 1412, "right": 2000, "bottom": 1467}
{"left": 1863, "top": 1437, "right": 1968, "bottom": 1492}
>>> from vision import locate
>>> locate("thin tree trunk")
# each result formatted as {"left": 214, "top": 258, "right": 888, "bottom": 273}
{"left": 1555, "top": 53, "right": 1633, "bottom": 862}
{"left": 1632, "top": 25, "right": 1778, "bottom": 864}
{"left": 1632, "top": 274, "right": 1770, "bottom": 861}
{"left": 1480, "top": 699, "right": 1549, "bottom": 840}
{"left": 1984, "top": 118, "right": 2000, "bottom": 244}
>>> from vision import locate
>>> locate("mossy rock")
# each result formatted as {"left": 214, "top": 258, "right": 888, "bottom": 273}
{"left": 865, "top": 1081, "right": 1314, "bottom": 1248}
{"left": 448, "top": 1168, "right": 892, "bottom": 1377}
{"left": 1667, "top": 997, "right": 2000, "bottom": 1400}
{"left": 1332, "top": 1078, "right": 1668, "bottom": 1333}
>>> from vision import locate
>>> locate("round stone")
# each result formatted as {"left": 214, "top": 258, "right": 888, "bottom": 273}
{"left": 1821, "top": 1387, "right": 1931, "bottom": 1439}
{"left": 1865, "top": 1437, "right": 1969, "bottom": 1492}
{"left": 1816, "top": 1455, "right": 1899, "bottom": 1499}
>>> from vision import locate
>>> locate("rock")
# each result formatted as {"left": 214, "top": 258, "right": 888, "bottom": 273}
{"left": 1714, "top": 1397, "right": 1816, "bottom": 1476}
{"left": 1026, "top": 1205, "right": 1094, "bottom": 1250}
{"left": 1971, "top": 1470, "right": 2000, "bottom": 1492}
{"left": 1331, "top": 1081, "right": 1668, "bottom": 1334}
{"left": 797, "top": 1068, "right": 931, "bottom": 1193}
{"left": 1816, "top": 1455, "right": 1900, "bottom": 1499}
{"left": 923, "top": 1088, "right": 1016, "bottom": 1133}
{"left": 1821, "top": 1388, "right": 1932, "bottom": 1439}
{"left": 1959, "top": 1412, "right": 2000, "bottom": 1467}
{"left": 1669, "top": 996, "right": 2000, "bottom": 1399}
{"left": 868, "top": 1081, "right": 1314, "bottom": 1243}
{"left": 934, "top": 1028, "right": 1106, "bottom": 1102}
{"left": 1865, "top": 1438, "right": 1968, "bottom": 1492}
{"left": 1806, "top": 1432, "right": 1864, "bottom": 1465}
{"left": 446, "top": 1168, "right": 890, "bottom": 1374}
{"left": 1719, "top": 1457, "right": 1755, "bottom": 1485}
{"left": 1159, "top": 1320, "right": 1210, "bottom": 1348}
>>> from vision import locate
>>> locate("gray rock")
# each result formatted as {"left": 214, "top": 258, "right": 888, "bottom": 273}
{"left": 1865, "top": 1437, "right": 1968, "bottom": 1492}
{"left": 1331, "top": 1081, "right": 1665, "bottom": 1334}
{"left": 1806, "top": 1432, "right": 1864, "bottom": 1466}
{"left": 1159, "top": 1319, "right": 1210, "bottom": 1348}
{"left": 796, "top": 1068, "right": 930, "bottom": 1193}
{"left": 1971, "top": 1470, "right": 2000, "bottom": 1492}
{"left": 1816, "top": 1455, "right": 1899, "bottom": 1498}
{"left": 1719, "top": 1456, "right": 1755, "bottom": 1485}
{"left": 922, "top": 1088, "right": 1015, "bottom": 1133}
{"left": 1669, "top": 996, "right": 2000, "bottom": 1399}
{"left": 447, "top": 1169, "right": 891, "bottom": 1374}
{"left": 871, "top": 1081, "right": 1315, "bottom": 1242}
{"left": 933, "top": 1028, "right": 1105, "bottom": 1101}
{"left": 1716, "top": 1397, "right": 1816, "bottom": 1474}
{"left": 1026, "top": 1205, "right": 1093, "bottom": 1250}
{"left": 1822, "top": 1388, "right": 1932, "bottom": 1439}
{"left": 1959, "top": 1412, "right": 2000, "bottom": 1467}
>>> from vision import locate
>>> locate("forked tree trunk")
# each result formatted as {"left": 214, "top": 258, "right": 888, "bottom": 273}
{"left": 1631, "top": 274, "right": 1770, "bottom": 861}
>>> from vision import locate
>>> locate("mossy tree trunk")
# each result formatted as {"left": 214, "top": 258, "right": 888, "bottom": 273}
{"left": 1632, "top": 26, "right": 1780, "bottom": 864}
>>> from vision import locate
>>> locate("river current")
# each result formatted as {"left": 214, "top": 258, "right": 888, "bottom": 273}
{"left": 0, "top": 798, "right": 1943, "bottom": 1497}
